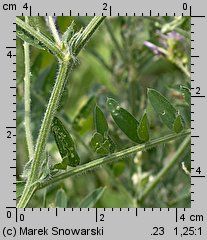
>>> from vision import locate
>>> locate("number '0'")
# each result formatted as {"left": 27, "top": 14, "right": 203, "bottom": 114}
{"left": 183, "top": 3, "right": 188, "bottom": 10}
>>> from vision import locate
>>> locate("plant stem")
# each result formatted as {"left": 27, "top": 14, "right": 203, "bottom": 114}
{"left": 39, "top": 129, "right": 190, "bottom": 189}
{"left": 174, "top": 61, "right": 190, "bottom": 78}
{"left": 16, "top": 17, "right": 64, "bottom": 60}
{"left": 105, "top": 19, "right": 126, "bottom": 63}
{"left": 176, "top": 28, "right": 191, "bottom": 40}
{"left": 168, "top": 193, "right": 190, "bottom": 207}
{"left": 138, "top": 135, "right": 191, "bottom": 204}
{"left": 47, "top": 16, "right": 61, "bottom": 47}
{"left": 74, "top": 16, "right": 106, "bottom": 56}
{"left": 23, "top": 16, "right": 34, "bottom": 160}
{"left": 17, "top": 16, "right": 106, "bottom": 208}
{"left": 31, "top": 91, "right": 95, "bottom": 158}
{"left": 17, "top": 60, "right": 71, "bottom": 208}
{"left": 128, "top": 66, "right": 138, "bottom": 116}
{"left": 88, "top": 49, "right": 113, "bottom": 73}
{"left": 105, "top": 166, "right": 137, "bottom": 207}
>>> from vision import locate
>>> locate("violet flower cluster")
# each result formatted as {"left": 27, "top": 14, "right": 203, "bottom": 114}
{"left": 144, "top": 31, "right": 183, "bottom": 56}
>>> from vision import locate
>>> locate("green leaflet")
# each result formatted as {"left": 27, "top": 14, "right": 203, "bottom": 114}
{"left": 107, "top": 98, "right": 143, "bottom": 143}
{"left": 62, "top": 21, "right": 75, "bottom": 46}
{"left": 107, "top": 136, "right": 116, "bottom": 153}
{"left": 180, "top": 85, "right": 191, "bottom": 106}
{"left": 31, "top": 54, "right": 43, "bottom": 81}
{"left": 55, "top": 189, "right": 68, "bottom": 208}
{"left": 51, "top": 117, "right": 80, "bottom": 169}
{"left": 95, "top": 105, "right": 108, "bottom": 136}
{"left": 78, "top": 187, "right": 106, "bottom": 208}
{"left": 16, "top": 181, "right": 26, "bottom": 199}
{"left": 173, "top": 114, "right": 184, "bottom": 133}
{"left": 112, "top": 162, "right": 126, "bottom": 177}
{"left": 21, "top": 159, "right": 32, "bottom": 180}
{"left": 137, "top": 112, "right": 150, "bottom": 142}
{"left": 17, "top": 23, "right": 46, "bottom": 50}
{"left": 72, "top": 96, "right": 96, "bottom": 132}
{"left": 28, "top": 16, "right": 43, "bottom": 31}
{"left": 147, "top": 88, "right": 177, "bottom": 130}
{"left": 21, "top": 153, "right": 50, "bottom": 180}
{"left": 16, "top": 18, "right": 54, "bottom": 54}
{"left": 90, "top": 132, "right": 115, "bottom": 155}
{"left": 39, "top": 152, "right": 51, "bottom": 180}
{"left": 90, "top": 104, "right": 115, "bottom": 155}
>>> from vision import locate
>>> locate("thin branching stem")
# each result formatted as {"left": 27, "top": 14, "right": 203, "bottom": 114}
{"left": 105, "top": 19, "right": 126, "bottom": 63}
{"left": 174, "top": 61, "right": 190, "bottom": 78}
{"left": 74, "top": 16, "right": 106, "bottom": 56}
{"left": 88, "top": 49, "right": 113, "bottom": 73}
{"left": 17, "top": 60, "right": 71, "bottom": 208}
{"left": 138, "top": 135, "right": 191, "bottom": 204}
{"left": 105, "top": 166, "right": 137, "bottom": 207}
{"left": 23, "top": 16, "right": 34, "bottom": 160}
{"left": 47, "top": 16, "right": 61, "bottom": 46}
{"left": 31, "top": 90, "right": 95, "bottom": 157}
{"left": 39, "top": 129, "right": 190, "bottom": 189}
{"left": 17, "top": 16, "right": 106, "bottom": 208}
{"left": 16, "top": 17, "right": 64, "bottom": 60}
{"left": 161, "top": 48, "right": 190, "bottom": 78}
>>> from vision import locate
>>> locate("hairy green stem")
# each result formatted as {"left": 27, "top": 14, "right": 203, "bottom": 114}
{"left": 138, "top": 135, "right": 191, "bottom": 204}
{"left": 31, "top": 91, "right": 95, "bottom": 158}
{"left": 47, "top": 16, "right": 61, "bottom": 46}
{"left": 23, "top": 16, "right": 34, "bottom": 160}
{"left": 161, "top": 16, "right": 184, "bottom": 33}
{"left": 39, "top": 129, "right": 190, "bottom": 189}
{"left": 17, "top": 16, "right": 106, "bottom": 208}
{"left": 17, "top": 60, "right": 71, "bottom": 208}
{"left": 74, "top": 16, "right": 106, "bottom": 56}
{"left": 16, "top": 17, "right": 64, "bottom": 60}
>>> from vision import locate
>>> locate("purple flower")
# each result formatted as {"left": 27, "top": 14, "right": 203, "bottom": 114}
{"left": 154, "top": 31, "right": 184, "bottom": 50}
{"left": 167, "top": 31, "right": 183, "bottom": 41}
{"left": 144, "top": 41, "right": 165, "bottom": 55}
{"left": 157, "top": 31, "right": 184, "bottom": 47}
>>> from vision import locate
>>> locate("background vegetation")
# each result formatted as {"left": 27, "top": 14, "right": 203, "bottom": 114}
{"left": 17, "top": 16, "right": 191, "bottom": 208}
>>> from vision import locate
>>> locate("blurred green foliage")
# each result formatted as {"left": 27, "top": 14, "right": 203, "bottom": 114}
{"left": 17, "top": 16, "right": 191, "bottom": 208}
